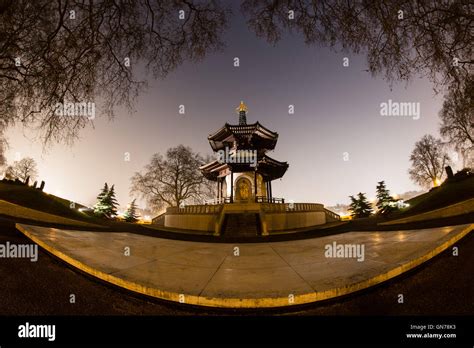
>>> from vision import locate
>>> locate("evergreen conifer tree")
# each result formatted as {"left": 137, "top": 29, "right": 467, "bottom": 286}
{"left": 375, "top": 181, "right": 397, "bottom": 215}
{"left": 104, "top": 184, "right": 119, "bottom": 218}
{"left": 349, "top": 195, "right": 359, "bottom": 218}
{"left": 123, "top": 199, "right": 139, "bottom": 223}
{"left": 357, "top": 192, "right": 373, "bottom": 218}
{"left": 93, "top": 183, "right": 110, "bottom": 218}
{"left": 349, "top": 192, "right": 373, "bottom": 218}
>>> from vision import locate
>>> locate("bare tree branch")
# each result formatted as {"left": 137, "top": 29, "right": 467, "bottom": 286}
{"left": 408, "top": 134, "right": 450, "bottom": 188}
{"left": 0, "top": 0, "right": 230, "bottom": 144}
{"left": 241, "top": 0, "right": 473, "bottom": 90}
{"left": 130, "top": 145, "right": 215, "bottom": 211}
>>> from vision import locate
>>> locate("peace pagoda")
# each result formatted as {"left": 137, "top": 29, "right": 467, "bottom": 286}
{"left": 154, "top": 102, "right": 340, "bottom": 237}
{"left": 200, "top": 101, "right": 289, "bottom": 204}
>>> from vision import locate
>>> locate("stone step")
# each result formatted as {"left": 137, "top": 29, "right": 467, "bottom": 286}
{"left": 222, "top": 213, "right": 261, "bottom": 237}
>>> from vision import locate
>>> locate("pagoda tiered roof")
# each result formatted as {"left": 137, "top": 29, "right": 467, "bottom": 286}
{"left": 201, "top": 101, "right": 289, "bottom": 183}
{"left": 200, "top": 154, "right": 289, "bottom": 182}
{"left": 208, "top": 122, "right": 279, "bottom": 152}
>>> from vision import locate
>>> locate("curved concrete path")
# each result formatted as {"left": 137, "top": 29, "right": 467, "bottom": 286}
{"left": 16, "top": 223, "right": 472, "bottom": 308}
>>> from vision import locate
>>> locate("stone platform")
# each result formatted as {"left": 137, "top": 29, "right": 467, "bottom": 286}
{"left": 15, "top": 223, "right": 472, "bottom": 308}
{"left": 161, "top": 202, "right": 341, "bottom": 236}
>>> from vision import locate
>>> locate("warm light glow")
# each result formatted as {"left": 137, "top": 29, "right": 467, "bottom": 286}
{"left": 434, "top": 178, "right": 441, "bottom": 187}
{"left": 339, "top": 212, "right": 352, "bottom": 221}
{"left": 236, "top": 100, "right": 248, "bottom": 113}
{"left": 137, "top": 215, "right": 151, "bottom": 224}
{"left": 395, "top": 199, "right": 410, "bottom": 209}
{"left": 396, "top": 232, "right": 406, "bottom": 241}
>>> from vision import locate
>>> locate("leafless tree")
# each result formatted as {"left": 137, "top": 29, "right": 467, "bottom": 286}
{"left": 3, "top": 0, "right": 471, "bottom": 156}
{"left": 409, "top": 135, "right": 450, "bottom": 188}
{"left": 0, "top": 130, "right": 7, "bottom": 167}
{"left": 439, "top": 76, "right": 474, "bottom": 167}
{"left": 0, "top": 143, "right": 6, "bottom": 167}
{"left": 241, "top": 0, "right": 473, "bottom": 90}
{"left": 131, "top": 145, "right": 214, "bottom": 210}
{"left": 5, "top": 157, "right": 39, "bottom": 182}
{"left": 0, "top": 0, "right": 229, "bottom": 144}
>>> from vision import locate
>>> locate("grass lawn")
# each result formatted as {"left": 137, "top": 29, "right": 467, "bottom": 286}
{"left": 0, "top": 181, "right": 102, "bottom": 225}
{"left": 390, "top": 176, "right": 474, "bottom": 219}
{"left": 0, "top": 200, "right": 102, "bottom": 228}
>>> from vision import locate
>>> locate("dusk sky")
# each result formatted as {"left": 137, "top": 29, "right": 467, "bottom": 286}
{"left": 6, "top": 6, "right": 459, "bottom": 211}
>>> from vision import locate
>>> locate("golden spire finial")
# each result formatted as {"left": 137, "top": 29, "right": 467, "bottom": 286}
{"left": 236, "top": 100, "right": 248, "bottom": 113}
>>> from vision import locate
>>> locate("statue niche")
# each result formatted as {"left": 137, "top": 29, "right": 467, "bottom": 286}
{"left": 235, "top": 176, "right": 252, "bottom": 202}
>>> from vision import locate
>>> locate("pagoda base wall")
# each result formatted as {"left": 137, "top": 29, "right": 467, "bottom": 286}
{"left": 165, "top": 214, "right": 218, "bottom": 232}
{"left": 265, "top": 211, "right": 326, "bottom": 232}
{"left": 161, "top": 203, "right": 338, "bottom": 235}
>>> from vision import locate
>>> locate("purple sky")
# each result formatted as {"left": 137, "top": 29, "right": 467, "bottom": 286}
{"left": 5, "top": 9, "right": 460, "bottom": 211}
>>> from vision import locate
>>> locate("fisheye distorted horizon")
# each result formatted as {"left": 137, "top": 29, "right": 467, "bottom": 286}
{"left": 6, "top": 5, "right": 452, "bottom": 210}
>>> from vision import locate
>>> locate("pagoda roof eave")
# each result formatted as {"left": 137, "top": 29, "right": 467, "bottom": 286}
{"left": 208, "top": 122, "right": 279, "bottom": 152}
{"left": 200, "top": 155, "right": 289, "bottom": 181}
{"left": 208, "top": 121, "right": 278, "bottom": 141}
{"left": 259, "top": 154, "right": 289, "bottom": 180}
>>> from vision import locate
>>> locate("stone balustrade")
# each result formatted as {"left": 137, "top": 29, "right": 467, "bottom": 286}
{"left": 262, "top": 202, "right": 325, "bottom": 213}
{"left": 166, "top": 204, "right": 223, "bottom": 215}
{"left": 160, "top": 201, "right": 340, "bottom": 233}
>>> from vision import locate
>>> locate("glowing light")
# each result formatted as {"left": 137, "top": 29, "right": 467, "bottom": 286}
{"left": 137, "top": 215, "right": 152, "bottom": 224}
{"left": 236, "top": 100, "right": 248, "bottom": 113}
{"left": 395, "top": 200, "right": 410, "bottom": 209}
{"left": 397, "top": 232, "right": 406, "bottom": 241}
{"left": 434, "top": 178, "right": 441, "bottom": 187}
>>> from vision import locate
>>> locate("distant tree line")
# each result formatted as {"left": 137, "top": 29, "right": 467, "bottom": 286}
{"left": 349, "top": 180, "right": 406, "bottom": 219}
{"left": 87, "top": 145, "right": 217, "bottom": 220}
{"left": 3, "top": 157, "right": 38, "bottom": 183}
{"left": 93, "top": 183, "right": 139, "bottom": 223}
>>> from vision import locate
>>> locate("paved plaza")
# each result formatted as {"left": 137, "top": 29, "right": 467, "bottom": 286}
{"left": 16, "top": 223, "right": 472, "bottom": 308}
